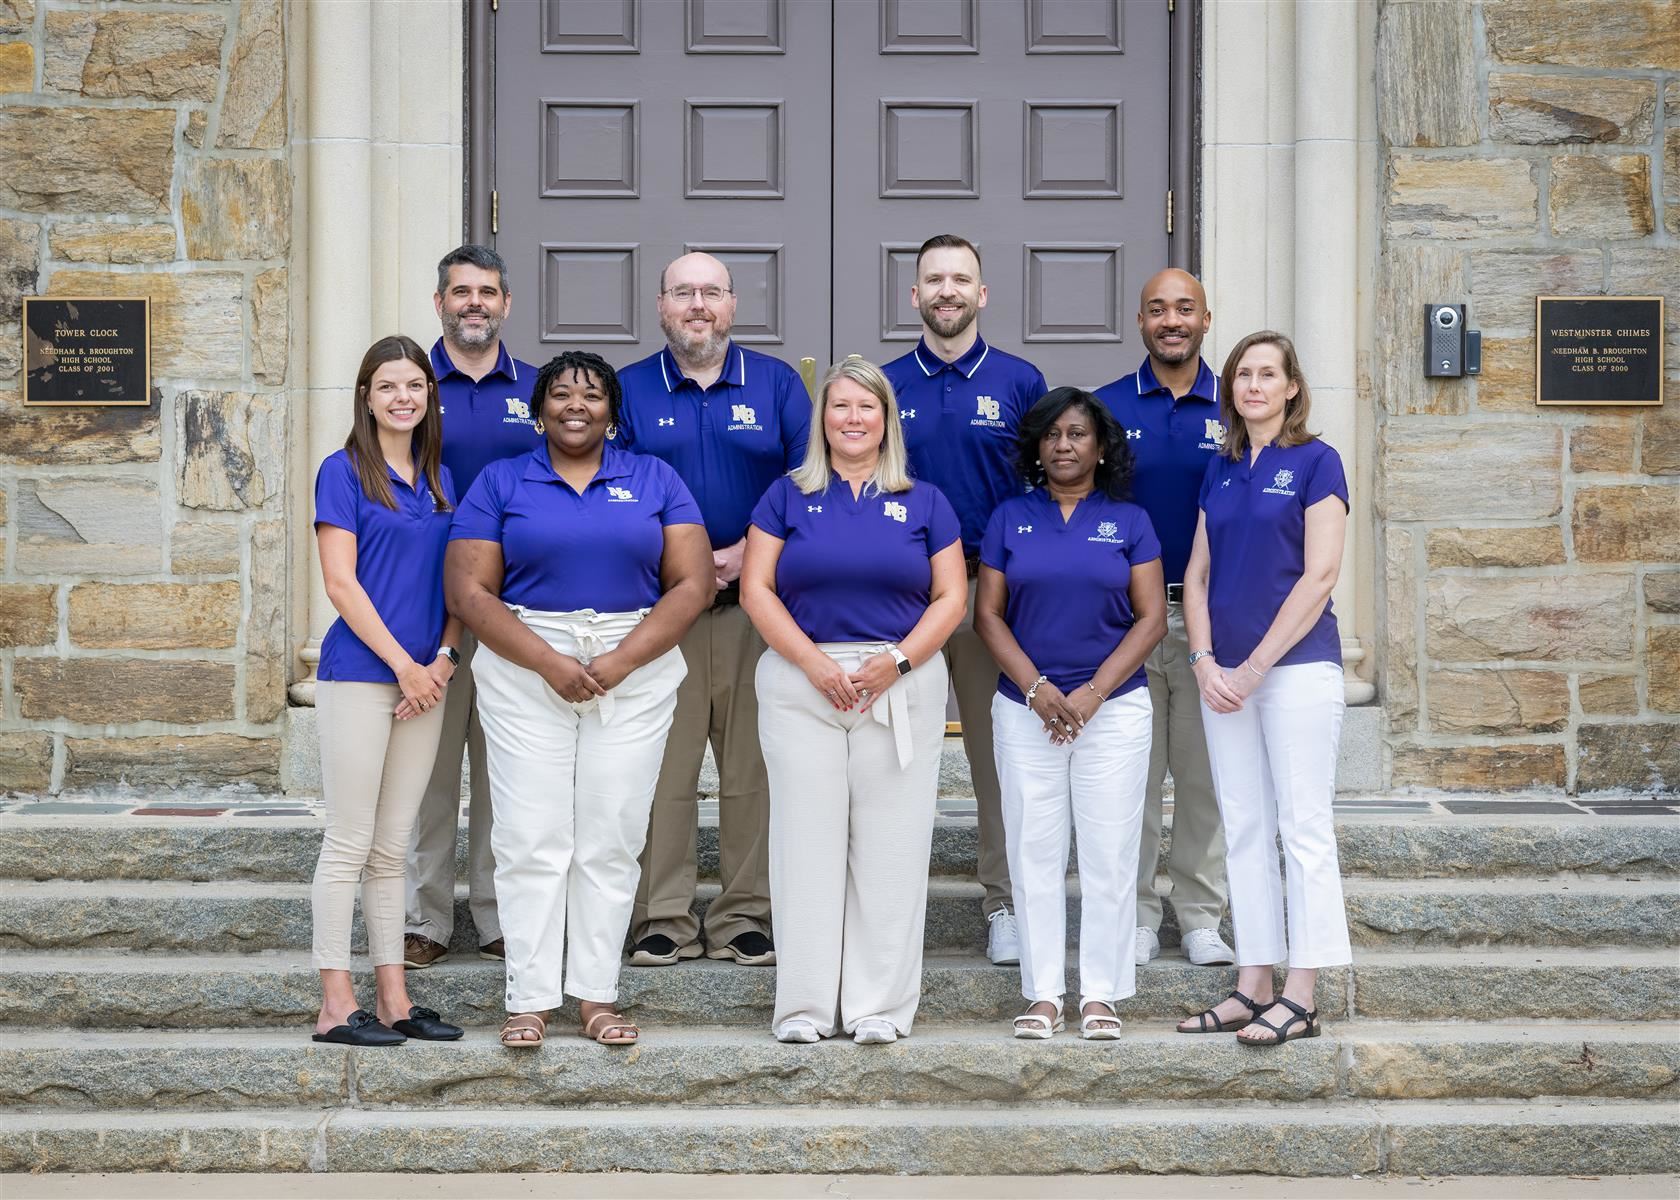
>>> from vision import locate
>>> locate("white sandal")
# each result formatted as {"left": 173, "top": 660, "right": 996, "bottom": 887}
{"left": 1080, "top": 1003, "right": 1123, "bottom": 1041}
{"left": 1012, "top": 1009, "right": 1064, "bottom": 1039}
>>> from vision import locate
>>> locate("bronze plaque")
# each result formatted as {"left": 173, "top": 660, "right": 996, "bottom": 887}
{"left": 1536, "top": 295, "right": 1664, "bottom": 407}
{"left": 22, "top": 297, "right": 152, "bottom": 406}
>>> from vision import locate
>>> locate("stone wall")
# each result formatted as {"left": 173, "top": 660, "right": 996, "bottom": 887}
{"left": 1377, "top": 0, "right": 1679, "bottom": 792}
{"left": 0, "top": 0, "right": 290, "bottom": 793}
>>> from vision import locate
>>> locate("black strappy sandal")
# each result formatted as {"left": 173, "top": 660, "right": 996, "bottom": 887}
{"left": 1237, "top": 995, "right": 1320, "bottom": 1047}
{"left": 1177, "top": 989, "right": 1265, "bottom": 1034}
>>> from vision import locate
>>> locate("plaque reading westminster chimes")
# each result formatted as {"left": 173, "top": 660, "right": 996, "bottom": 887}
{"left": 1536, "top": 296, "right": 1664, "bottom": 407}
{"left": 22, "top": 297, "right": 151, "bottom": 406}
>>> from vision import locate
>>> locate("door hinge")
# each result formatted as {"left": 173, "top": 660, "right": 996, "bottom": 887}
{"left": 1166, "top": 189, "right": 1174, "bottom": 235}
{"left": 490, "top": 0, "right": 498, "bottom": 11}
{"left": 491, "top": 189, "right": 499, "bottom": 235}
{"left": 1167, "top": 0, "right": 1174, "bottom": 12}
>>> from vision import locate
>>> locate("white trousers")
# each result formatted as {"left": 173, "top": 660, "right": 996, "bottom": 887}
{"left": 758, "top": 644, "right": 948, "bottom": 1038}
{"left": 993, "top": 689, "right": 1152, "bottom": 1007}
{"left": 471, "top": 607, "right": 686, "bottom": 1011}
{"left": 1201, "top": 661, "right": 1351, "bottom": 969}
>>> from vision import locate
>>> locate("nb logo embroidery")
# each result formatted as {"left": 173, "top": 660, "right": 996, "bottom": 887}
{"left": 505, "top": 398, "right": 530, "bottom": 419}
{"left": 807, "top": 505, "right": 822, "bottom": 513}
{"left": 976, "top": 396, "right": 1000, "bottom": 421}
{"left": 731, "top": 404, "right": 757, "bottom": 424}
{"left": 657, "top": 417, "right": 676, "bottom": 427}
{"left": 1126, "top": 428, "right": 1142, "bottom": 440}
{"left": 607, "top": 486, "right": 636, "bottom": 502}
{"left": 1205, "top": 418, "right": 1226, "bottom": 444}
{"left": 883, "top": 501, "right": 908, "bottom": 523}
{"left": 1017, "top": 524, "right": 1033, "bottom": 534}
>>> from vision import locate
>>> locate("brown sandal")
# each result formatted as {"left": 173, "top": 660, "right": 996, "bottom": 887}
{"left": 581, "top": 1010, "right": 639, "bottom": 1045}
{"left": 499, "top": 1011, "right": 547, "bottom": 1048}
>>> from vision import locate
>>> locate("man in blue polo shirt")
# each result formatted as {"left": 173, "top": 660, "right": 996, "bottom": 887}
{"left": 1093, "top": 267, "right": 1236, "bottom": 970}
{"left": 620, "top": 251, "right": 811, "bottom": 969}
{"left": 883, "top": 233, "right": 1048, "bottom": 967}
{"left": 402, "top": 244, "right": 539, "bottom": 972}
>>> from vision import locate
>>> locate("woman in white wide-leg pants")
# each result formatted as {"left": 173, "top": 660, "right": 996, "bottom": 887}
{"left": 1181, "top": 330, "right": 1353, "bottom": 1048}
{"left": 446, "top": 350, "right": 714, "bottom": 1049}
{"left": 741, "top": 358, "right": 967, "bottom": 1045}
{"left": 975, "top": 387, "right": 1167, "bottom": 1040}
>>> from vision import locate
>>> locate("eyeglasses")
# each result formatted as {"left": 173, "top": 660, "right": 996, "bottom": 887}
{"left": 663, "top": 286, "right": 733, "bottom": 305}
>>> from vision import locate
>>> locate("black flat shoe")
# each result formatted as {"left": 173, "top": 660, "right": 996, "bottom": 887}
{"left": 312, "top": 1009, "right": 405, "bottom": 1046}
{"left": 391, "top": 1005, "right": 464, "bottom": 1041}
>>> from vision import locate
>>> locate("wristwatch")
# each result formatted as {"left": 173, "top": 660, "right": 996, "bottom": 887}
{"left": 1187, "top": 650, "right": 1214, "bottom": 667}
{"left": 438, "top": 645, "right": 461, "bottom": 667}
{"left": 887, "top": 646, "right": 912, "bottom": 675}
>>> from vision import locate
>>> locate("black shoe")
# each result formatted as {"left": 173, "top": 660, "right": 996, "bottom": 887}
{"left": 629, "top": 933, "right": 704, "bottom": 966}
{"left": 390, "top": 1005, "right": 464, "bottom": 1041}
{"left": 706, "top": 930, "right": 776, "bottom": 965}
{"left": 312, "top": 1009, "right": 405, "bottom": 1046}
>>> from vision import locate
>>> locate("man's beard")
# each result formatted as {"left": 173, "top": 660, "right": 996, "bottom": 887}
{"left": 918, "top": 296, "right": 978, "bottom": 340}
{"left": 443, "top": 307, "right": 503, "bottom": 350}
{"left": 1147, "top": 331, "right": 1200, "bottom": 365}
{"left": 660, "top": 311, "right": 731, "bottom": 362}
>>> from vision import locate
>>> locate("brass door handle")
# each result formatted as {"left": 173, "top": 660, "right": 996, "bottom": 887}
{"left": 799, "top": 356, "right": 817, "bottom": 396}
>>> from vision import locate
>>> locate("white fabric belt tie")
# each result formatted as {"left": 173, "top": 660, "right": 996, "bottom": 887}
{"left": 817, "top": 641, "right": 914, "bottom": 771}
{"left": 508, "top": 605, "right": 650, "bottom": 725}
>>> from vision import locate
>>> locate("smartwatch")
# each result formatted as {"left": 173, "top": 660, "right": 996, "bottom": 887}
{"left": 439, "top": 645, "right": 461, "bottom": 667}
{"left": 887, "top": 646, "right": 912, "bottom": 676}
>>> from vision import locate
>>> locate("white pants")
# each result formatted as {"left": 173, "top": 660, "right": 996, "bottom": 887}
{"left": 1200, "top": 661, "right": 1351, "bottom": 969}
{"left": 758, "top": 644, "right": 948, "bottom": 1038}
{"left": 993, "top": 689, "right": 1152, "bottom": 1007}
{"left": 471, "top": 607, "right": 686, "bottom": 1011}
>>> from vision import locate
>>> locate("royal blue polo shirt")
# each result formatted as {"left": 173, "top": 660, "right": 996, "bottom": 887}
{"left": 429, "top": 339, "right": 541, "bottom": 495}
{"left": 1093, "top": 358, "right": 1223, "bottom": 587}
{"left": 1198, "top": 438, "right": 1348, "bottom": 669}
{"left": 616, "top": 342, "right": 811, "bottom": 549}
{"left": 882, "top": 336, "right": 1048, "bottom": 555}
{"left": 451, "top": 443, "right": 703, "bottom": 613}
{"left": 980, "top": 490, "right": 1161, "bottom": 705}
{"left": 750, "top": 476, "right": 961, "bottom": 644}
{"left": 314, "top": 449, "right": 457, "bottom": 684}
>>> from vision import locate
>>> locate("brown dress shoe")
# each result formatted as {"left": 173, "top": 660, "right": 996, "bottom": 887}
{"left": 478, "top": 938, "right": 506, "bottom": 961}
{"left": 402, "top": 933, "right": 449, "bottom": 969}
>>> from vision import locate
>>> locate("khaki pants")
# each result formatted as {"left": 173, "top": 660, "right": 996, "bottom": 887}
{"left": 1136, "top": 606, "right": 1228, "bottom": 935}
{"left": 313, "top": 681, "right": 446, "bottom": 970}
{"left": 946, "top": 577, "right": 1012, "bottom": 916}
{"left": 759, "top": 645, "right": 948, "bottom": 1037}
{"left": 632, "top": 603, "right": 771, "bottom": 948}
{"left": 405, "top": 630, "right": 500, "bottom": 948}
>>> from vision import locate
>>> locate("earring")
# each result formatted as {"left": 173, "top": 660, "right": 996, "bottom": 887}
{"left": 533, "top": 421, "right": 544, "bottom": 435}
{"left": 1100, "top": 457, "right": 1105, "bottom": 464}
{"left": 606, "top": 422, "right": 618, "bottom": 441}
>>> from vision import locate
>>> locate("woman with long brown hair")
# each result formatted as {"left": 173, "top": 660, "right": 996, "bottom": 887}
{"left": 309, "top": 334, "right": 466, "bottom": 1047}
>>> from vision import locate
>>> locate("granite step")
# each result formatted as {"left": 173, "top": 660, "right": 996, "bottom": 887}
{"left": 2, "top": 875, "right": 1672, "bottom": 955}
{"left": 2, "top": 1022, "right": 1674, "bottom": 1112}
{"left": 2, "top": 812, "right": 1675, "bottom": 883}
{"left": 2, "top": 1101, "right": 1676, "bottom": 1176}
{"left": 2, "top": 947, "right": 1674, "bottom": 1030}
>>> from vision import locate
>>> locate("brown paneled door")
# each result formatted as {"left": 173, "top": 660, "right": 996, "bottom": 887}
{"left": 493, "top": 0, "right": 1173, "bottom": 386}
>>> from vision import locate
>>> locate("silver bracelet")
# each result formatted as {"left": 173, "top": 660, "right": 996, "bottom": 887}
{"left": 1024, "top": 674, "right": 1049, "bottom": 705}
{"left": 1243, "top": 661, "right": 1267, "bottom": 680}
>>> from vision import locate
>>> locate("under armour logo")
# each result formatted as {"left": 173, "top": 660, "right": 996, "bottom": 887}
{"left": 731, "top": 404, "right": 757, "bottom": 424}
{"left": 883, "top": 501, "right": 908, "bottom": 523}
{"left": 1018, "top": 524, "right": 1033, "bottom": 534}
{"left": 902, "top": 408, "right": 916, "bottom": 419}
{"left": 807, "top": 505, "right": 822, "bottom": 513}
{"left": 1126, "top": 428, "right": 1142, "bottom": 440}
{"left": 505, "top": 398, "right": 530, "bottom": 419}
{"left": 657, "top": 417, "right": 676, "bottom": 427}
{"left": 1221, "top": 479, "right": 1232, "bottom": 488}
{"left": 976, "top": 396, "right": 1000, "bottom": 420}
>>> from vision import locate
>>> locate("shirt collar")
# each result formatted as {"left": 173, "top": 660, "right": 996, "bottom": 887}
{"left": 520, "top": 441, "right": 634, "bottom": 484}
{"left": 658, "top": 342, "right": 746, "bottom": 392}
{"left": 430, "top": 338, "right": 518, "bottom": 384}
{"left": 1135, "top": 356, "right": 1219, "bottom": 405}
{"left": 912, "top": 334, "right": 990, "bottom": 380}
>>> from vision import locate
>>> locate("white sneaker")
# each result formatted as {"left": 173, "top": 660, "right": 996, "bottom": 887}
{"left": 775, "top": 1019, "right": 820, "bottom": 1043}
{"left": 1135, "top": 926, "right": 1160, "bottom": 965}
{"left": 853, "top": 1018, "right": 898, "bottom": 1044}
{"left": 1182, "top": 927, "right": 1237, "bottom": 966}
{"left": 986, "top": 908, "right": 1020, "bottom": 965}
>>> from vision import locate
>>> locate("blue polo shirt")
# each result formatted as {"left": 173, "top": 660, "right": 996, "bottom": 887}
{"left": 430, "top": 339, "right": 540, "bottom": 495}
{"left": 750, "top": 476, "right": 960, "bottom": 644}
{"left": 1198, "top": 438, "right": 1348, "bottom": 670}
{"left": 1093, "top": 358, "right": 1223, "bottom": 587}
{"left": 451, "top": 444, "right": 704, "bottom": 613}
{"left": 882, "top": 337, "right": 1047, "bottom": 555}
{"left": 314, "top": 449, "right": 457, "bottom": 684}
{"left": 617, "top": 343, "right": 811, "bottom": 549}
{"left": 980, "top": 490, "right": 1161, "bottom": 705}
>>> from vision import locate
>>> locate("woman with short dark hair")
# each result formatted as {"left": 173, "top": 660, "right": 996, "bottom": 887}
{"left": 447, "top": 350, "right": 714, "bottom": 1049}
{"left": 975, "top": 387, "right": 1166, "bottom": 1040}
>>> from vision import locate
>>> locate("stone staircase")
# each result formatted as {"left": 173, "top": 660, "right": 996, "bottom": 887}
{"left": 1, "top": 803, "right": 1677, "bottom": 1177}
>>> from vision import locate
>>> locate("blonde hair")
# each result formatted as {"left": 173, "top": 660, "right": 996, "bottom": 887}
{"left": 1217, "top": 330, "right": 1317, "bottom": 462}
{"left": 789, "top": 357, "right": 913, "bottom": 496}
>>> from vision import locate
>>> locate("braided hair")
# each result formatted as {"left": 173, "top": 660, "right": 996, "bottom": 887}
{"left": 530, "top": 350, "right": 622, "bottom": 430}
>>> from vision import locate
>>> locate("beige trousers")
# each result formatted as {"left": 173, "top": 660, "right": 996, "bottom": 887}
{"left": 405, "top": 629, "right": 500, "bottom": 947}
{"left": 1137, "top": 606, "right": 1228, "bottom": 934}
{"left": 632, "top": 603, "right": 771, "bottom": 948}
{"left": 312, "top": 681, "right": 446, "bottom": 970}
{"left": 759, "top": 645, "right": 948, "bottom": 1038}
{"left": 946, "top": 577, "right": 1012, "bottom": 916}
